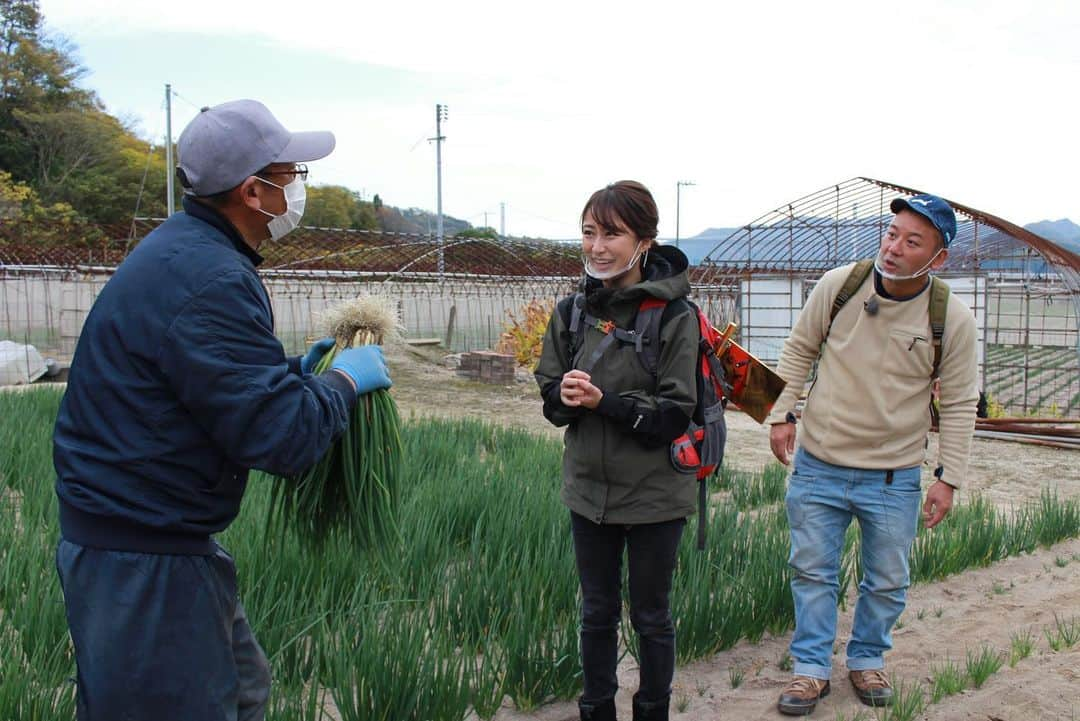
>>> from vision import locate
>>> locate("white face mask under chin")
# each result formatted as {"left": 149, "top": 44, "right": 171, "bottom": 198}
{"left": 256, "top": 175, "right": 306, "bottom": 241}
{"left": 874, "top": 247, "right": 942, "bottom": 281}
{"left": 583, "top": 242, "right": 645, "bottom": 280}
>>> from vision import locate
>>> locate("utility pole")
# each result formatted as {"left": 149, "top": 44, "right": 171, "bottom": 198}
{"left": 500, "top": 201, "right": 506, "bottom": 237}
{"left": 675, "top": 180, "right": 695, "bottom": 249}
{"left": 165, "top": 84, "right": 174, "bottom": 216}
{"left": 430, "top": 104, "right": 448, "bottom": 280}
{"left": 483, "top": 211, "right": 490, "bottom": 230}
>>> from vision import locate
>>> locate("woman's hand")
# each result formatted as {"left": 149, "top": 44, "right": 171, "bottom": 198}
{"left": 560, "top": 369, "right": 603, "bottom": 410}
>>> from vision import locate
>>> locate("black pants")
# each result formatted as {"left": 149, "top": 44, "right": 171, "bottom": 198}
{"left": 570, "top": 511, "right": 685, "bottom": 707}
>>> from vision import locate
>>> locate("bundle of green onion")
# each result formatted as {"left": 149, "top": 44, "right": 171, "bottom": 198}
{"left": 268, "top": 295, "right": 403, "bottom": 546}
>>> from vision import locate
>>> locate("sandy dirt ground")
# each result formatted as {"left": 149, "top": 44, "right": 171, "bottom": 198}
{"left": 387, "top": 343, "right": 1080, "bottom": 721}
{"left": 388, "top": 343, "right": 1080, "bottom": 506}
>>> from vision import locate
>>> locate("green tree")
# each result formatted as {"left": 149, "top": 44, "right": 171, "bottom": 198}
{"left": 455, "top": 226, "right": 498, "bottom": 240}
{"left": 349, "top": 198, "right": 378, "bottom": 230}
{"left": 0, "top": 167, "right": 32, "bottom": 217}
{"left": 0, "top": 0, "right": 95, "bottom": 183}
{"left": 0, "top": 168, "right": 103, "bottom": 246}
{"left": 305, "top": 184, "right": 378, "bottom": 230}
{"left": 305, "top": 184, "right": 354, "bottom": 228}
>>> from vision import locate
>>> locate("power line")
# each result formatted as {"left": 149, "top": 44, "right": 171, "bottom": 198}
{"left": 168, "top": 88, "right": 203, "bottom": 113}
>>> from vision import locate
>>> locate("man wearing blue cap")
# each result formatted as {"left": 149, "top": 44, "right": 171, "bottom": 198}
{"left": 53, "top": 100, "right": 392, "bottom": 721}
{"left": 766, "top": 194, "right": 978, "bottom": 715}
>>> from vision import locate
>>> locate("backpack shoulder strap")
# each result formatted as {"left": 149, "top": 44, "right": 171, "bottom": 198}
{"left": 635, "top": 297, "right": 669, "bottom": 376}
{"left": 928, "top": 276, "right": 949, "bottom": 378}
{"left": 558, "top": 292, "right": 586, "bottom": 362}
{"left": 823, "top": 258, "right": 875, "bottom": 344}
{"left": 830, "top": 259, "right": 875, "bottom": 323}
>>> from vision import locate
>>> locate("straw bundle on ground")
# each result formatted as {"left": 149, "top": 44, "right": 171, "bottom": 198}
{"left": 268, "top": 295, "right": 403, "bottom": 545}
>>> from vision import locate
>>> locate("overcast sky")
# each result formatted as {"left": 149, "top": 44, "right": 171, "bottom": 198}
{"left": 39, "top": 0, "right": 1080, "bottom": 239}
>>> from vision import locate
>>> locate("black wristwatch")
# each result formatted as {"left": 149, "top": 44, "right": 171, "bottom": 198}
{"left": 785, "top": 411, "right": 797, "bottom": 424}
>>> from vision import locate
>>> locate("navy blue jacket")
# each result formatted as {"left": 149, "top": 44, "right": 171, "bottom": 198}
{"left": 54, "top": 198, "right": 357, "bottom": 554}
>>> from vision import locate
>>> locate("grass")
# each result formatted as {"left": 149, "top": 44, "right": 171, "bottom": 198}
{"left": 713, "top": 462, "right": 788, "bottom": 509}
{"left": 908, "top": 492, "right": 1080, "bottom": 583}
{"left": 875, "top": 677, "right": 925, "bottom": 721}
{"left": 965, "top": 645, "right": 1005, "bottom": 688}
{"left": 928, "top": 657, "right": 965, "bottom": 702}
{"left": 1044, "top": 614, "right": 1080, "bottom": 651}
{"left": 1009, "top": 629, "right": 1037, "bottom": 667}
{"left": 983, "top": 344, "right": 1079, "bottom": 415}
{"left": 2, "top": 387, "right": 1079, "bottom": 720}
{"left": 674, "top": 692, "right": 690, "bottom": 713}
{"left": 728, "top": 665, "right": 744, "bottom": 689}
{"left": 832, "top": 712, "right": 873, "bottom": 721}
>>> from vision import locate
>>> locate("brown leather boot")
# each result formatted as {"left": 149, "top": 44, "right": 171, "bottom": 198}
{"left": 849, "top": 669, "right": 893, "bottom": 707}
{"left": 777, "top": 675, "right": 830, "bottom": 716}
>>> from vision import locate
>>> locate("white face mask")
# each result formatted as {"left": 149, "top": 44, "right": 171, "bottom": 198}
{"left": 874, "top": 246, "right": 943, "bottom": 281}
{"left": 256, "top": 175, "right": 306, "bottom": 240}
{"left": 583, "top": 241, "right": 646, "bottom": 281}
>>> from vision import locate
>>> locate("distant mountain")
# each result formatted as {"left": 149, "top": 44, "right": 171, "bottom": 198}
{"left": 1025, "top": 219, "right": 1080, "bottom": 255}
{"left": 658, "top": 227, "right": 740, "bottom": 265}
{"left": 660, "top": 219, "right": 1080, "bottom": 266}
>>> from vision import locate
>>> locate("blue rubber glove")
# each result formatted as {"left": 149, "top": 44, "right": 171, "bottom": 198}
{"left": 301, "top": 337, "right": 336, "bottom": 375}
{"left": 330, "top": 345, "right": 392, "bottom": 395}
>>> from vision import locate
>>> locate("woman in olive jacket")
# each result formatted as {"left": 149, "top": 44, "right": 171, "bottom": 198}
{"left": 535, "top": 181, "right": 699, "bottom": 721}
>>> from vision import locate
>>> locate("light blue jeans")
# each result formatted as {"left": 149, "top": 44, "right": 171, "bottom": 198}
{"left": 785, "top": 448, "right": 921, "bottom": 680}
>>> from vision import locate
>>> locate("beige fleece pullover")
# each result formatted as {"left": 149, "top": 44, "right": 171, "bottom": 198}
{"left": 766, "top": 262, "right": 979, "bottom": 487}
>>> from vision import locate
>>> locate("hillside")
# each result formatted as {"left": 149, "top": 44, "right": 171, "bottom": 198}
{"left": 1025, "top": 218, "right": 1080, "bottom": 254}
{"left": 375, "top": 205, "right": 471, "bottom": 236}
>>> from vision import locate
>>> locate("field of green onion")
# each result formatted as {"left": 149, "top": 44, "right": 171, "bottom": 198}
{"left": 1, "top": 387, "right": 1078, "bottom": 720}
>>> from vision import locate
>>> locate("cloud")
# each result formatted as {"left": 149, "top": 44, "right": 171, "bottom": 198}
{"left": 39, "top": 0, "right": 1080, "bottom": 235}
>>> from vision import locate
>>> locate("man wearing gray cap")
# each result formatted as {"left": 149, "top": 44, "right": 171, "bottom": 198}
{"left": 53, "top": 99, "right": 390, "bottom": 720}
{"left": 766, "top": 194, "right": 978, "bottom": 716}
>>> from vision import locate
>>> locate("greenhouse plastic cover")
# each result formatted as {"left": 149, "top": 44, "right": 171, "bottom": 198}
{"left": 0, "top": 341, "right": 47, "bottom": 385}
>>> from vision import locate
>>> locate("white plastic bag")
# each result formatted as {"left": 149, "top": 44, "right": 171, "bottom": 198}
{"left": 0, "top": 340, "right": 47, "bottom": 385}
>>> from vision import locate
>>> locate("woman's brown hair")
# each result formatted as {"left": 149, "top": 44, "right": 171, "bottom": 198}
{"left": 580, "top": 180, "right": 659, "bottom": 242}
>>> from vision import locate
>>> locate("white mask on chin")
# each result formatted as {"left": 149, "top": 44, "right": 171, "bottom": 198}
{"left": 256, "top": 175, "right": 306, "bottom": 240}
{"left": 583, "top": 241, "right": 645, "bottom": 280}
{"left": 874, "top": 246, "right": 943, "bottom": 281}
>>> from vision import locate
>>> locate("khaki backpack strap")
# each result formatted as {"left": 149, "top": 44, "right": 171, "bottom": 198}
{"left": 928, "top": 276, "right": 949, "bottom": 378}
{"left": 825, "top": 259, "right": 875, "bottom": 341}
{"left": 830, "top": 259, "right": 875, "bottom": 322}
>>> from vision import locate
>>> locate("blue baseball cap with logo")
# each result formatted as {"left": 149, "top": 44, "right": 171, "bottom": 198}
{"left": 889, "top": 194, "right": 957, "bottom": 248}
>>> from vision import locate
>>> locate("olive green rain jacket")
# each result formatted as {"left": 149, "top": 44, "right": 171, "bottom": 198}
{"left": 535, "top": 245, "right": 699, "bottom": 525}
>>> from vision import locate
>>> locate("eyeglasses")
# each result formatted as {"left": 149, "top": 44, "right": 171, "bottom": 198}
{"left": 257, "top": 164, "right": 308, "bottom": 182}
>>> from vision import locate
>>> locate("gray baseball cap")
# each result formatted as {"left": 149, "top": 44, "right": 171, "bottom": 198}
{"left": 176, "top": 99, "right": 335, "bottom": 196}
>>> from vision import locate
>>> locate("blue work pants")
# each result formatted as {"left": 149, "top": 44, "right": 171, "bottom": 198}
{"left": 55, "top": 540, "right": 271, "bottom": 721}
